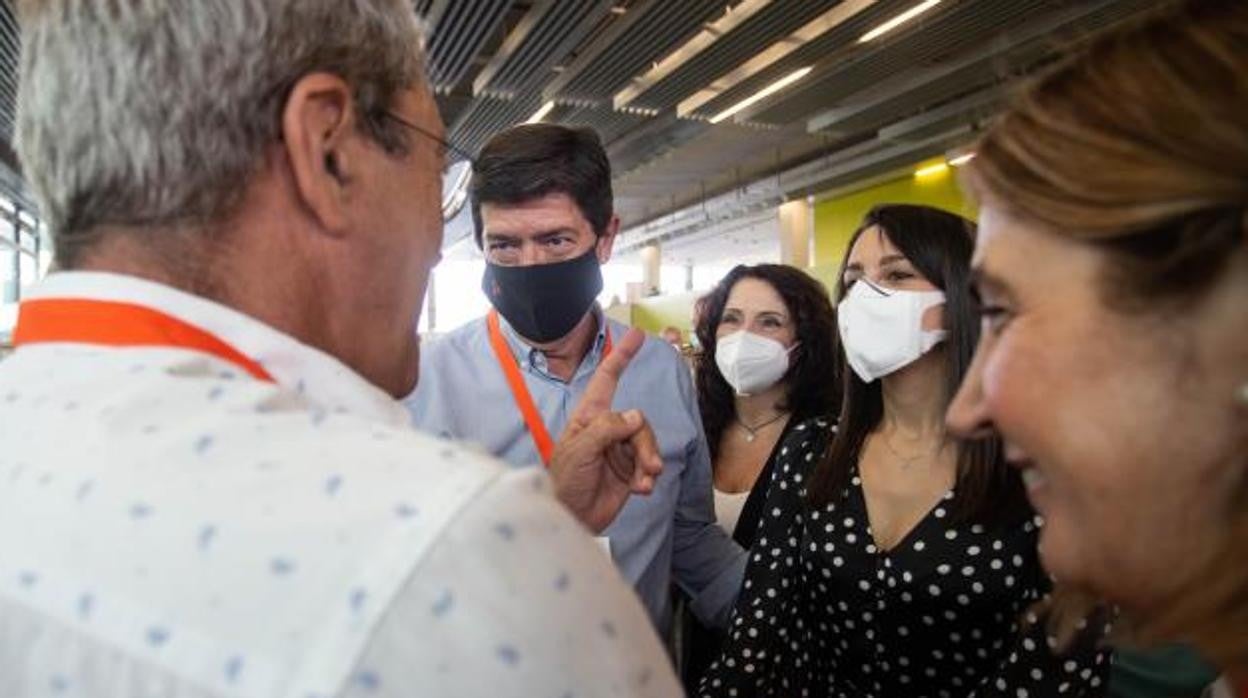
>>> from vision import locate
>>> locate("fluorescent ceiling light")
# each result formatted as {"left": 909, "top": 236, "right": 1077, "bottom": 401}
{"left": 613, "top": 0, "right": 775, "bottom": 110}
{"left": 859, "top": 0, "right": 941, "bottom": 43}
{"left": 526, "top": 101, "right": 556, "bottom": 123}
{"left": 710, "top": 67, "right": 812, "bottom": 124}
{"left": 677, "top": 0, "right": 876, "bottom": 118}
{"left": 914, "top": 161, "right": 949, "bottom": 178}
{"left": 948, "top": 152, "right": 976, "bottom": 167}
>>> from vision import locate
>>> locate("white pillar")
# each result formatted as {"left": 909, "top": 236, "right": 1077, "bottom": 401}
{"left": 778, "top": 197, "right": 814, "bottom": 268}
{"left": 640, "top": 242, "right": 661, "bottom": 296}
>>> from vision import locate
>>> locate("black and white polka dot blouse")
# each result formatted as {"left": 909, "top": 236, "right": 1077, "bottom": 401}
{"left": 698, "top": 417, "right": 1112, "bottom": 697}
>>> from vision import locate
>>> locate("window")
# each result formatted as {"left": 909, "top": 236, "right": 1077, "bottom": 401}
{"left": 19, "top": 252, "right": 37, "bottom": 294}
{"left": 1, "top": 245, "right": 16, "bottom": 340}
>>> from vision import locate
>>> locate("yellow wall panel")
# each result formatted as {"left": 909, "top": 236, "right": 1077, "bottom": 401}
{"left": 629, "top": 291, "right": 703, "bottom": 334}
{"left": 628, "top": 162, "right": 976, "bottom": 330}
{"left": 812, "top": 163, "right": 976, "bottom": 268}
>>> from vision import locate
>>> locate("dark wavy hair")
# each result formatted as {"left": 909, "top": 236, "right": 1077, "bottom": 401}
{"left": 470, "top": 123, "right": 612, "bottom": 247}
{"left": 694, "top": 264, "right": 839, "bottom": 463}
{"left": 806, "top": 204, "right": 1025, "bottom": 524}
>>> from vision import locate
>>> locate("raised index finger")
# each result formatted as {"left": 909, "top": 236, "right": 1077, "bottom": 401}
{"left": 568, "top": 326, "right": 646, "bottom": 428}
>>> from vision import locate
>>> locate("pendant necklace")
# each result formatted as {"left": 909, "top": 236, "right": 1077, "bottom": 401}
{"left": 736, "top": 412, "right": 788, "bottom": 443}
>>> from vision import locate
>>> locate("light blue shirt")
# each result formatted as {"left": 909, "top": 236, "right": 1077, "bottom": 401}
{"left": 406, "top": 308, "right": 747, "bottom": 633}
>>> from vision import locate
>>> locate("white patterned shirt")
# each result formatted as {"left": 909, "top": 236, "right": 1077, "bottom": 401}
{"left": 0, "top": 272, "right": 679, "bottom": 698}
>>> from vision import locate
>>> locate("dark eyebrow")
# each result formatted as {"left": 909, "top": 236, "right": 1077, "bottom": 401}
{"left": 483, "top": 229, "right": 577, "bottom": 245}
{"left": 483, "top": 232, "right": 520, "bottom": 244}
{"left": 533, "top": 229, "right": 578, "bottom": 241}
{"left": 846, "top": 255, "right": 910, "bottom": 273}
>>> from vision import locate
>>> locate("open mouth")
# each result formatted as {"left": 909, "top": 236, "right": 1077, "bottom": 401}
{"left": 1004, "top": 445, "right": 1046, "bottom": 496}
{"left": 1019, "top": 465, "right": 1046, "bottom": 493}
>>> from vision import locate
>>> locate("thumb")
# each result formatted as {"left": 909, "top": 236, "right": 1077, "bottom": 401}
{"left": 580, "top": 409, "right": 645, "bottom": 447}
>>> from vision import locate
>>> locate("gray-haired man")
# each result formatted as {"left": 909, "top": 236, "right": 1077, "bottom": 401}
{"left": 0, "top": 1, "right": 678, "bottom": 696}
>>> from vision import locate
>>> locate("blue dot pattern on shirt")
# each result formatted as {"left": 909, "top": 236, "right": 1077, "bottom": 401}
{"left": 325, "top": 474, "right": 343, "bottom": 496}
{"left": 431, "top": 590, "right": 454, "bottom": 618}
{"left": 0, "top": 313, "right": 683, "bottom": 697}
{"left": 496, "top": 645, "right": 520, "bottom": 666}
{"left": 394, "top": 503, "right": 418, "bottom": 519}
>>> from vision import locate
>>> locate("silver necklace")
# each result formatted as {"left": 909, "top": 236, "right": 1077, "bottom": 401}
{"left": 736, "top": 412, "right": 788, "bottom": 442}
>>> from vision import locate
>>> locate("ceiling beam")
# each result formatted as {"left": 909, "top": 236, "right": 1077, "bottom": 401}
{"left": 612, "top": 0, "right": 775, "bottom": 110}
{"left": 805, "top": 0, "right": 1123, "bottom": 133}
{"left": 540, "top": 0, "right": 661, "bottom": 104}
{"left": 472, "top": 0, "right": 559, "bottom": 97}
{"left": 676, "top": 0, "right": 878, "bottom": 119}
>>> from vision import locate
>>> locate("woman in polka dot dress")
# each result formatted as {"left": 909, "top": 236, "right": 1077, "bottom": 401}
{"left": 698, "top": 205, "right": 1111, "bottom": 697}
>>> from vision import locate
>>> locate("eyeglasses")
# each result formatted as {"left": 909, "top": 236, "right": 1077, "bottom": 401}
{"left": 380, "top": 110, "right": 475, "bottom": 171}
{"left": 381, "top": 110, "right": 475, "bottom": 221}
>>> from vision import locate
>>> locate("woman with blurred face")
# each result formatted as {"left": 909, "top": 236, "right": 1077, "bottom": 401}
{"left": 946, "top": 0, "right": 1247, "bottom": 690}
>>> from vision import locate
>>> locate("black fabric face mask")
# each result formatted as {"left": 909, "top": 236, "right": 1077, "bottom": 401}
{"left": 482, "top": 247, "right": 604, "bottom": 344}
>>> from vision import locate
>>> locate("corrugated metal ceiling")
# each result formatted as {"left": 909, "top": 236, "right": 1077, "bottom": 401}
{"left": 551, "top": 0, "right": 726, "bottom": 105}
{"left": 0, "top": 0, "right": 18, "bottom": 148}
{"left": 0, "top": 0, "right": 1166, "bottom": 239}
{"left": 623, "top": 0, "right": 834, "bottom": 113}
{"left": 424, "top": 0, "right": 514, "bottom": 93}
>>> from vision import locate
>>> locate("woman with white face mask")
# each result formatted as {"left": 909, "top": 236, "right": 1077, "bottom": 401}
{"left": 699, "top": 205, "right": 1111, "bottom": 697}
{"left": 677, "top": 264, "right": 838, "bottom": 690}
{"left": 694, "top": 265, "right": 839, "bottom": 544}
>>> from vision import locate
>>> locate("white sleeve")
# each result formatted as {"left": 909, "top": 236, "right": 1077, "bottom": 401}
{"left": 340, "top": 468, "right": 681, "bottom": 698}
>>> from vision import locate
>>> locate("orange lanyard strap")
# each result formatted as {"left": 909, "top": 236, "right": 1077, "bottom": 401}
{"left": 14, "top": 298, "right": 275, "bottom": 383}
{"left": 485, "top": 309, "right": 611, "bottom": 466}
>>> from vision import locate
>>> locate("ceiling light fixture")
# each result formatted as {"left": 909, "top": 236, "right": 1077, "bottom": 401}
{"left": 914, "top": 161, "right": 950, "bottom": 178}
{"left": 948, "top": 152, "right": 976, "bottom": 167}
{"left": 676, "top": 0, "right": 875, "bottom": 118}
{"left": 526, "top": 101, "right": 556, "bottom": 123}
{"left": 859, "top": 0, "right": 941, "bottom": 43}
{"left": 613, "top": 0, "right": 774, "bottom": 110}
{"left": 710, "top": 66, "right": 812, "bottom": 124}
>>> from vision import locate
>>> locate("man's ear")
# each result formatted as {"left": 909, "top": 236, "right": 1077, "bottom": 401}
{"left": 280, "top": 72, "right": 358, "bottom": 238}
{"left": 595, "top": 214, "right": 620, "bottom": 264}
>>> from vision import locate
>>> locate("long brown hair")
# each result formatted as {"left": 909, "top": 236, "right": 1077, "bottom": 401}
{"left": 806, "top": 204, "right": 1025, "bottom": 525}
{"left": 694, "top": 264, "right": 839, "bottom": 462}
{"left": 966, "top": 0, "right": 1248, "bottom": 669}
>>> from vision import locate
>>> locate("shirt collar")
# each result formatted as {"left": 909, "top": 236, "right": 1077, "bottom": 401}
{"left": 495, "top": 305, "right": 609, "bottom": 381}
{"left": 24, "top": 271, "right": 412, "bottom": 427}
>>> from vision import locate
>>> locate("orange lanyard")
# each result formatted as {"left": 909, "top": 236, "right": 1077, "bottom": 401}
{"left": 13, "top": 298, "right": 275, "bottom": 383}
{"left": 485, "top": 309, "right": 611, "bottom": 466}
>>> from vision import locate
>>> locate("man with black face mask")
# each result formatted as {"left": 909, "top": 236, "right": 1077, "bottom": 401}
{"left": 406, "top": 124, "right": 746, "bottom": 635}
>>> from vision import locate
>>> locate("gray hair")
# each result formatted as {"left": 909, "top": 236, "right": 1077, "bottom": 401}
{"left": 15, "top": 0, "right": 428, "bottom": 266}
